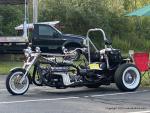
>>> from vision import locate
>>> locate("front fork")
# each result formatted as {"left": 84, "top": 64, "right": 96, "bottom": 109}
{"left": 19, "top": 53, "right": 39, "bottom": 83}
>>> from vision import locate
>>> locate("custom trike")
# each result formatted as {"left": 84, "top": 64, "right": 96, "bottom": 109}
{"left": 6, "top": 28, "right": 141, "bottom": 95}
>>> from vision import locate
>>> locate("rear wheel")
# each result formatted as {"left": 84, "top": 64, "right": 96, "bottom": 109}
{"left": 6, "top": 68, "right": 29, "bottom": 95}
{"left": 115, "top": 64, "right": 141, "bottom": 92}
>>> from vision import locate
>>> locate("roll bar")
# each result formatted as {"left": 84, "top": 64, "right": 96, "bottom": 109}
{"left": 87, "top": 28, "right": 107, "bottom": 41}
{"left": 86, "top": 28, "right": 108, "bottom": 64}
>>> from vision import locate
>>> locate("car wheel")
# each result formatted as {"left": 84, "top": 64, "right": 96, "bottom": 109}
{"left": 115, "top": 63, "right": 141, "bottom": 92}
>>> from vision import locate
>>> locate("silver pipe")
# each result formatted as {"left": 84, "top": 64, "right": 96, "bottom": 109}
{"left": 86, "top": 28, "right": 109, "bottom": 68}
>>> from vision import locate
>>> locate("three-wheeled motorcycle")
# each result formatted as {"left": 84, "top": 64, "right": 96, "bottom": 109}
{"left": 6, "top": 28, "right": 141, "bottom": 95}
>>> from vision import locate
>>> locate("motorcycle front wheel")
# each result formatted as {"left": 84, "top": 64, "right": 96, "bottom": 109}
{"left": 6, "top": 68, "right": 29, "bottom": 95}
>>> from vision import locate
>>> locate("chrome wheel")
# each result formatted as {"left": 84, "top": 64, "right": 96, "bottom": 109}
{"left": 122, "top": 67, "right": 140, "bottom": 90}
{"left": 115, "top": 64, "right": 141, "bottom": 91}
{"left": 6, "top": 68, "right": 29, "bottom": 95}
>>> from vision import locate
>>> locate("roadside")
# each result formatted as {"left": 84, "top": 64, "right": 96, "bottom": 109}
{"left": 0, "top": 61, "right": 22, "bottom": 75}
{"left": 0, "top": 75, "right": 5, "bottom": 89}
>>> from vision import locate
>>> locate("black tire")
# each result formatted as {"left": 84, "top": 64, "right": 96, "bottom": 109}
{"left": 6, "top": 68, "right": 30, "bottom": 95}
{"left": 85, "top": 84, "right": 100, "bottom": 88}
{"left": 114, "top": 63, "right": 141, "bottom": 92}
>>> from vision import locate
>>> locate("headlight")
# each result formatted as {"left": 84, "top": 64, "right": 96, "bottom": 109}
{"left": 24, "top": 47, "right": 32, "bottom": 57}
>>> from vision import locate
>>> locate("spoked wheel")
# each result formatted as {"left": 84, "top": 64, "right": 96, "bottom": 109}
{"left": 6, "top": 68, "right": 29, "bottom": 95}
{"left": 115, "top": 64, "right": 141, "bottom": 92}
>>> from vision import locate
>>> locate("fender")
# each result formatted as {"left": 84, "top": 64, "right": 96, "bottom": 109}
{"left": 10, "top": 67, "right": 32, "bottom": 84}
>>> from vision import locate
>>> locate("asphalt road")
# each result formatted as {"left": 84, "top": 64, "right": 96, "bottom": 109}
{"left": 0, "top": 76, "right": 150, "bottom": 113}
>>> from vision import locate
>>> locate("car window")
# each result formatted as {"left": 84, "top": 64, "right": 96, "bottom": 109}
{"left": 39, "top": 25, "right": 55, "bottom": 37}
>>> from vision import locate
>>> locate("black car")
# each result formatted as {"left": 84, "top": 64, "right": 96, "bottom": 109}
{"left": 0, "top": 23, "right": 87, "bottom": 56}
{"left": 32, "top": 24, "right": 87, "bottom": 53}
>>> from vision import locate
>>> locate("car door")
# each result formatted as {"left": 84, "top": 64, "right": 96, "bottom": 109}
{"left": 32, "top": 24, "right": 64, "bottom": 52}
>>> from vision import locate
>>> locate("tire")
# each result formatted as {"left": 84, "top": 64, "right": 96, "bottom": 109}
{"left": 6, "top": 68, "right": 30, "bottom": 95}
{"left": 115, "top": 63, "right": 141, "bottom": 92}
{"left": 85, "top": 84, "right": 100, "bottom": 88}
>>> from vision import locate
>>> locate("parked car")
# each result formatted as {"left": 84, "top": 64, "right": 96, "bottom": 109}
{"left": 0, "top": 21, "right": 87, "bottom": 57}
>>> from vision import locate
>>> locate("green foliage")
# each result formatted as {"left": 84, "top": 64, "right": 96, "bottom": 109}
{"left": 39, "top": 0, "right": 111, "bottom": 35}
{"left": 0, "top": 61, "right": 21, "bottom": 75}
{"left": 0, "top": 5, "right": 23, "bottom": 36}
{"left": 1, "top": 0, "right": 150, "bottom": 52}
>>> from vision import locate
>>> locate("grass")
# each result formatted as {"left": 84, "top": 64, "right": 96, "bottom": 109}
{"left": 0, "top": 61, "right": 22, "bottom": 75}
{"left": 141, "top": 73, "right": 150, "bottom": 87}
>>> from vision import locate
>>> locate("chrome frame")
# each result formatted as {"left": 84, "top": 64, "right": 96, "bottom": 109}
{"left": 86, "top": 28, "right": 110, "bottom": 68}
{"left": 20, "top": 52, "right": 40, "bottom": 83}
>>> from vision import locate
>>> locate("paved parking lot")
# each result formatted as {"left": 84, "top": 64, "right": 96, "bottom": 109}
{"left": 0, "top": 75, "right": 150, "bottom": 113}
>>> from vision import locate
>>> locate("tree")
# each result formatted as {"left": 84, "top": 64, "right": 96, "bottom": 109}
{"left": 0, "top": 5, "right": 23, "bottom": 36}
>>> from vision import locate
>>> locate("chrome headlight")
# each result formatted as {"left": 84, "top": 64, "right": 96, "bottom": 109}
{"left": 24, "top": 47, "right": 32, "bottom": 57}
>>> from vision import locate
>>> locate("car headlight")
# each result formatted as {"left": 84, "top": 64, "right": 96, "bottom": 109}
{"left": 24, "top": 47, "right": 32, "bottom": 57}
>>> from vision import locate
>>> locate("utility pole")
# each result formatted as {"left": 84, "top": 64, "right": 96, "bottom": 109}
{"left": 33, "top": 0, "right": 38, "bottom": 23}
{"left": 23, "top": 0, "right": 28, "bottom": 38}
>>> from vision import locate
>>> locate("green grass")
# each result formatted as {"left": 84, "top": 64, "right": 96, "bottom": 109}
{"left": 141, "top": 73, "right": 150, "bottom": 87}
{"left": 112, "top": 36, "right": 150, "bottom": 53}
{"left": 0, "top": 61, "right": 22, "bottom": 75}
